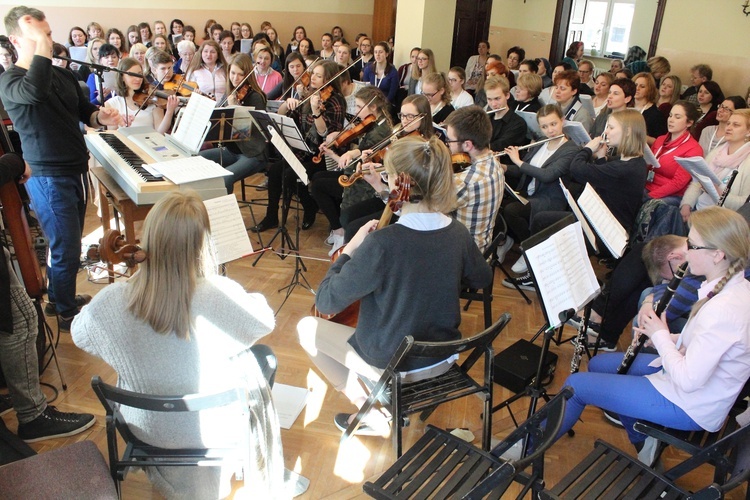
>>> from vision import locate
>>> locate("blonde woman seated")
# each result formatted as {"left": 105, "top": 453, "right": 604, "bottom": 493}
{"left": 104, "top": 57, "right": 179, "bottom": 134}
{"left": 186, "top": 40, "right": 227, "bottom": 102}
{"left": 72, "top": 191, "right": 286, "bottom": 498}
{"left": 681, "top": 108, "right": 750, "bottom": 220}
{"left": 698, "top": 96, "right": 747, "bottom": 155}
{"left": 298, "top": 137, "right": 492, "bottom": 434}
{"left": 657, "top": 75, "right": 681, "bottom": 119}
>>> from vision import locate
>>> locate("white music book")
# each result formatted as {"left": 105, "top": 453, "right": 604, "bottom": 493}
{"left": 269, "top": 126, "right": 309, "bottom": 185}
{"left": 644, "top": 144, "right": 661, "bottom": 169}
{"left": 271, "top": 383, "right": 309, "bottom": 429}
{"left": 577, "top": 183, "right": 628, "bottom": 258}
{"left": 171, "top": 92, "right": 217, "bottom": 155}
{"left": 517, "top": 111, "right": 541, "bottom": 137}
{"left": 240, "top": 39, "right": 253, "bottom": 54}
{"left": 675, "top": 156, "right": 722, "bottom": 203}
{"left": 202, "top": 194, "right": 253, "bottom": 264}
{"left": 524, "top": 221, "right": 600, "bottom": 328}
{"left": 578, "top": 94, "right": 596, "bottom": 122}
{"left": 562, "top": 121, "right": 591, "bottom": 146}
{"left": 559, "top": 179, "right": 597, "bottom": 252}
{"left": 150, "top": 156, "right": 231, "bottom": 185}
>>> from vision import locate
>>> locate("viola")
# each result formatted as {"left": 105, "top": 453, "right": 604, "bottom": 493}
{"left": 312, "top": 115, "right": 378, "bottom": 164}
{"left": 338, "top": 128, "right": 421, "bottom": 187}
{"left": 311, "top": 173, "right": 412, "bottom": 326}
{"left": 451, "top": 152, "right": 472, "bottom": 172}
{"left": 97, "top": 229, "right": 146, "bottom": 268}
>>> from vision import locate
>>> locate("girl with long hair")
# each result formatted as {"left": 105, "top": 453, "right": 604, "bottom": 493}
{"left": 185, "top": 40, "right": 227, "bottom": 102}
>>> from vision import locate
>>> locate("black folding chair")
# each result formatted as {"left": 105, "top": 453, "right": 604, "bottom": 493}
{"left": 362, "top": 387, "right": 573, "bottom": 499}
{"left": 343, "top": 313, "right": 512, "bottom": 457}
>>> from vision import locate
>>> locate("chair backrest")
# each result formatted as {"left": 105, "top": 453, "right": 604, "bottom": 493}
{"left": 400, "top": 313, "right": 512, "bottom": 371}
{"left": 664, "top": 415, "right": 750, "bottom": 493}
{"left": 92, "top": 376, "right": 245, "bottom": 414}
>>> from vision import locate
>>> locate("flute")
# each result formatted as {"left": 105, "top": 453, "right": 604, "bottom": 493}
{"left": 485, "top": 106, "right": 507, "bottom": 114}
{"left": 491, "top": 135, "right": 565, "bottom": 158}
{"left": 617, "top": 262, "right": 688, "bottom": 375}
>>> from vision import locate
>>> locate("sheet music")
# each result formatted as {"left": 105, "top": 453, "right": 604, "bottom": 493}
{"left": 578, "top": 94, "right": 596, "bottom": 121}
{"left": 577, "top": 183, "right": 628, "bottom": 258}
{"left": 266, "top": 100, "right": 284, "bottom": 113}
{"left": 171, "top": 92, "right": 217, "bottom": 154}
{"left": 266, "top": 112, "right": 311, "bottom": 152}
{"left": 525, "top": 222, "right": 600, "bottom": 328}
{"left": 675, "top": 156, "right": 722, "bottom": 203}
{"left": 562, "top": 121, "right": 591, "bottom": 146}
{"left": 271, "top": 383, "right": 309, "bottom": 429}
{"left": 517, "top": 111, "right": 541, "bottom": 136}
{"left": 150, "top": 156, "right": 231, "bottom": 185}
{"left": 559, "top": 179, "right": 597, "bottom": 252}
{"left": 203, "top": 194, "right": 253, "bottom": 264}
{"left": 269, "top": 126, "right": 309, "bottom": 184}
{"left": 644, "top": 144, "right": 661, "bottom": 169}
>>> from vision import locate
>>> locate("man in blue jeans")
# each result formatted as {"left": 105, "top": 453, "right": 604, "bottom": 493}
{"left": 0, "top": 6, "right": 122, "bottom": 331}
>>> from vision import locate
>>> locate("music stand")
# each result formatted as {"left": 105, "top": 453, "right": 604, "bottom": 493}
{"left": 249, "top": 116, "right": 314, "bottom": 313}
{"left": 491, "top": 215, "right": 599, "bottom": 430}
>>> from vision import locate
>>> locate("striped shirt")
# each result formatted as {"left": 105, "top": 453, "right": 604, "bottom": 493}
{"left": 454, "top": 155, "right": 504, "bottom": 253}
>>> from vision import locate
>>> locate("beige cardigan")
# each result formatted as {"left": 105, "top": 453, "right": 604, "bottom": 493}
{"left": 680, "top": 147, "right": 750, "bottom": 211}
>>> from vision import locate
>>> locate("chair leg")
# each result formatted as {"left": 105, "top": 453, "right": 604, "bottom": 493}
{"left": 482, "top": 286, "right": 493, "bottom": 329}
{"left": 393, "top": 376, "right": 402, "bottom": 457}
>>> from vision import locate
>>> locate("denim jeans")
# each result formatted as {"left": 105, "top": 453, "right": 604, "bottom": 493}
{"left": 25, "top": 175, "right": 86, "bottom": 319}
{"left": 0, "top": 286, "right": 47, "bottom": 423}
{"left": 200, "top": 148, "right": 266, "bottom": 194}
{"left": 558, "top": 352, "right": 701, "bottom": 444}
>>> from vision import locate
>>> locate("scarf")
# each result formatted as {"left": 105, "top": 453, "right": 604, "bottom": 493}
{"left": 711, "top": 141, "right": 750, "bottom": 170}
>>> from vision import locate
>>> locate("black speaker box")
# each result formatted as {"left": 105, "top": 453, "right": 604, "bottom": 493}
{"left": 493, "top": 339, "right": 558, "bottom": 394}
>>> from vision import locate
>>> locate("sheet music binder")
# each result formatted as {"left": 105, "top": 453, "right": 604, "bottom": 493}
{"left": 520, "top": 215, "right": 600, "bottom": 328}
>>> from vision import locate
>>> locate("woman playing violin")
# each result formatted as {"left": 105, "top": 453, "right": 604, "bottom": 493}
{"left": 310, "top": 87, "right": 394, "bottom": 255}
{"left": 297, "top": 136, "right": 493, "bottom": 435}
{"left": 185, "top": 40, "right": 227, "bottom": 103}
{"left": 266, "top": 52, "right": 306, "bottom": 100}
{"left": 199, "top": 53, "right": 269, "bottom": 194}
{"left": 339, "top": 94, "right": 435, "bottom": 240}
{"left": 251, "top": 60, "right": 347, "bottom": 232}
{"left": 104, "top": 57, "right": 179, "bottom": 134}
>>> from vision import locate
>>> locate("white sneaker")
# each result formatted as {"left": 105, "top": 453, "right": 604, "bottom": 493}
{"left": 495, "top": 236, "right": 514, "bottom": 263}
{"left": 324, "top": 230, "right": 335, "bottom": 246}
{"left": 637, "top": 436, "right": 660, "bottom": 467}
{"left": 511, "top": 256, "right": 528, "bottom": 274}
{"left": 328, "top": 234, "right": 345, "bottom": 257}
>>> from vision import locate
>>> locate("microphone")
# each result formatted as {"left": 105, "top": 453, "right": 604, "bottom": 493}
{"left": 558, "top": 308, "right": 576, "bottom": 323}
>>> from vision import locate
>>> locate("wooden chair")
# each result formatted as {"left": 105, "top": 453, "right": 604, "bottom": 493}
{"left": 91, "top": 376, "right": 250, "bottom": 499}
{"left": 362, "top": 387, "right": 573, "bottom": 499}
{"left": 539, "top": 417, "right": 750, "bottom": 499}
{"left": 343, "top": 313, "right": 512, "bottom": 457}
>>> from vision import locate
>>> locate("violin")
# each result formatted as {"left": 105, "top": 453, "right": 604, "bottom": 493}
{"left": 132, "top": 84, "right": 186, "bottom": 110}
{"left": 163, "top": 74, "right": 214, "bottom": 99}
{"left": 451, "top": 152, "right": 472, "bottom": 172}
{"left": 280, "top": 57, "right": 319, "bottom": 100}
{"left": 313, "top": 115, "right": 378, "bottom": 164}
{"left": 338, "top": 127, "right": 421, "bottom": 187}
{"left": 311, "top": 173, "right": 412, "bottom": 326}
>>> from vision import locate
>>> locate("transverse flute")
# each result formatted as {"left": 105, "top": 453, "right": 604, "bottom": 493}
{"left": 491, "top": 135, "right": 565, "bottom": 158}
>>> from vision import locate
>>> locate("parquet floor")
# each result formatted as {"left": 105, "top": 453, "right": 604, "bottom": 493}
{"left": 2, "top": 173, "right": 746, "bottom": 499}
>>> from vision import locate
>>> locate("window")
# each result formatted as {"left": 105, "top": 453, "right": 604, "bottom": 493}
{"left": 569, "top": 0, "right": 636, "bottom": 56}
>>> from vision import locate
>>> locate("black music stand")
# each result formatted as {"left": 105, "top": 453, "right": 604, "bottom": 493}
{"left": 491, "top": 215, "right": 599, "bottom": 433}
{"left": 250, "top": 118, "right": 314, "bottom": 314}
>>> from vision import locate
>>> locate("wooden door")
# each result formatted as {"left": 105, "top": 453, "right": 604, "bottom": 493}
{"left": 450, "top": 0, "right": 492, "bottom": 69}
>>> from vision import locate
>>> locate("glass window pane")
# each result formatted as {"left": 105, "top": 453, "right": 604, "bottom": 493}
{"left": 605, "top": 3, "right": 635, "bottom": 54}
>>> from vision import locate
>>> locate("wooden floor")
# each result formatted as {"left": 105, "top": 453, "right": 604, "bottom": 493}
{"left": 3, "top": 173, "right": 746, "bottom": 499}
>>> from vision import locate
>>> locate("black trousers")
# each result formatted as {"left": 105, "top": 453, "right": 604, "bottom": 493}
{"left": 309, "top": 170, "right": 344, "bottom": 230}
{"left": 265, "top": 158, "right": 325, "bottom": 221}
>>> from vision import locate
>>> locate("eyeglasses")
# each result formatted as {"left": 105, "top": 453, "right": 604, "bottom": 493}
{"left": 718, "top": 104, "right": 734, "bottom": 112}
{"left": 398, "top": 113, "right": 420, "bottom": 121}
{"left": 686, "top": 238, "right": 716, "bottom": 251}
{"left": 420, "top": 91, "right": 438, "bottom": 98}
{"left": 579, "top": 70, "right": 592, "bottom": 75}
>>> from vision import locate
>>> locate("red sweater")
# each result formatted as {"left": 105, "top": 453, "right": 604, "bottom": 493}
{"left": 647, "top": 131, "right": 704, "bottom": 199}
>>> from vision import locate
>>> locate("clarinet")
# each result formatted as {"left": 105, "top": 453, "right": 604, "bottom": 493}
{"left": 617, "top": 262, "right": 688, "bottom": 374}
{"left": 570, "top": 306, "right": 592, "bottom": 373}
{"left": 717, "top": 170, "right": 738, "bottom": 207}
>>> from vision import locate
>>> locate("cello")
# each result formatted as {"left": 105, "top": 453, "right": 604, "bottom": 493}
{"left": 310, "top": 172, "right": 412, "bottom": 327}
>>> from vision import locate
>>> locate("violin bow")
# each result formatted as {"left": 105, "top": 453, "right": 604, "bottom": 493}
{"left": 131, "top": 72, "right": 170, "bottom": 123}
{"left": 279, "top": 57, "right": 321, "bottom": 100}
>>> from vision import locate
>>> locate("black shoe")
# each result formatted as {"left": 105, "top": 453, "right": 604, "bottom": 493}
{"left": 586, "top": 338, "right": 617, "bottom": 352}
{"left": 301, "top": 212, "right": 316, "bottom": 230}
{"left": 501, "top": 272, "right": 536, "bottom": 292}
{"left": 57, "top": 315, "right": 74, "bottom": 333}
{"left": 603, "top": 409, "right": 623, "bottom": 427}
{"left": 250, "top": 217, "right": 279, "bottom": 233}
{"left": 0, "top": 394, "right": 13, "bottom": 417}
{"left": 44, "top": 294, "right": 92, "bottom": 316}
{"left": 17, "top": 406, "right": 96, "bottom": 442}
